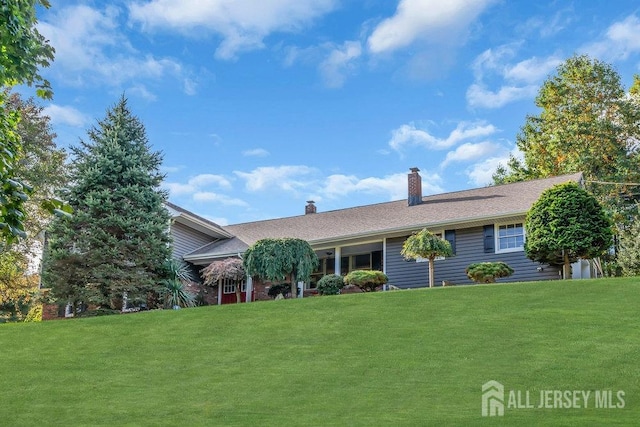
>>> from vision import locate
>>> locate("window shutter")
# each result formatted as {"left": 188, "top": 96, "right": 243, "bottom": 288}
{"left": 444, "top": 230, "right": 456, "bottom": 255}
{"left": 483, "top": 225, "right": 495, "bottom": 253}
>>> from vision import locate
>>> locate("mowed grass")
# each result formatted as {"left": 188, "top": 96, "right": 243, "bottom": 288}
{"left": 2, "top": 277, "right": 639, "bottom": 426}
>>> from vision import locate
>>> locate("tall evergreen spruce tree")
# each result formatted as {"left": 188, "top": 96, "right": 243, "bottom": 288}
{"left": 43, "top": 96, "right": 172, "bottom": 312}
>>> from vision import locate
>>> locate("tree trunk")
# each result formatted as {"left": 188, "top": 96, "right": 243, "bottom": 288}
{"left": 428, "top": 258, "right": 435, "bottom": 288}
{"left": 235, "top": 287, "right": 242, "bottom": 304}
{"left": 290, "top": 273, "right": 297, "bottom": 298}
{"left": 563, "top": 251, "right": 571, "bottom": 280}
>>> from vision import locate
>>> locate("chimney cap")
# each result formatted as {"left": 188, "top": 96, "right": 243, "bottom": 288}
{"left": 306, "top": 200, "right": 315, "bottom": 204}
{"left": 410, "top": 167, "right": 420, "bottom": 173}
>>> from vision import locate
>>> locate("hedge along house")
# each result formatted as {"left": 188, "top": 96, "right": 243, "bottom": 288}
{"left": 169, "top": 169, "right": 586, "bottom": 304}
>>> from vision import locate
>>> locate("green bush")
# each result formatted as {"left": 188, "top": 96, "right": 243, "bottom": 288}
{"left": 343, "top": 270, "right": 388, "bottom": 292}
{"left": 465, "top": 262, "right": 514, "bottom": 283}
{"left": 316, "top": 274, "right": 344, "bottom": 295}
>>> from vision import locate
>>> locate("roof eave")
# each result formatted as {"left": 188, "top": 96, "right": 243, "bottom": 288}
{"left": 172, "top": 214, "right": 233, "bottom": 239}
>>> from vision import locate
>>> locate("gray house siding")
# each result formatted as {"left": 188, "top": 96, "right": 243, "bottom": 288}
{"left": 171, "top": 222, "right": 216, "bottom": 260}
{"left": 386, "top": 225, "right": 561, "bottom": 288}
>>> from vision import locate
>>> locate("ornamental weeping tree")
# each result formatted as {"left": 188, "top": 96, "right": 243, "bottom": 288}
{"left": 525, "top": 182, "right": 613, "bottom": 279}
{"left": 201, "top": 257, "right": 246, "bottom": 303}
{"left": 243, "top": 238, "right": 318, "bottom": 299}
{"left": 401, "top": 228, "right": 453, "bottom": 288}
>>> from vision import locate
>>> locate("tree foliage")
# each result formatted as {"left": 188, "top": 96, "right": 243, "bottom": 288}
{"left": 493, "top": 55, "right": 640, "bottom": 225}
{"left": 42, "top": 96, "right": 172, "bottom": 311}
{"left": 0, "top": 0, "right": 55, "bottom": 98}
{"left": 0, "top": 250, "right": 39, "bottom": 322}
{"left": 616, "top": 219, "right": 640, "bottom": 276}
{"left": 243, "top": 238, "right": 318, "bottom": 298}
{"left": 316, "top": 274, "right": 344, "bottom": 295}
{"left": 343, "top": 270, "right": 387, "bottom": 292}
{"left": 201, "top": 257, "right": 245, "bottom": 303}
{"left": 525, "top": 182, "right": 613, "bottom": 278}
{"left": 465, "top": 262, "right": 514, "bottom": 284}
{"left": 1, "top": 0, "right": 56, "bottom": 243}
{"left": 2, "top": 91, "right": 67, "bottom": 264}
{"left": 401, "top": 228, "right": 453, "bottom": 288}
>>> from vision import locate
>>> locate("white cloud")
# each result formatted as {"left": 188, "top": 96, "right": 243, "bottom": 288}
{"left": 242, "top": 148, "right": 270, "bottom": 157}
{"left": 470, "top": 44, "right": 518, "bottom": 80}
{"left": 466, "top": 147, "right": 523, "bottom": 186}
{"left": 42, "top": 104, "right": 89, "bottom": 127}
{"left": 389, "top": 121, "right": 497, "bottom": 151}
{"left": 320, "top": 172, "right": 443, "bottom": 201}
{"left": 189, "top": 174, "right": 232, "bottom": 188}
{"left": 163, "top": 173, "right": 232, "bottom": 196}
{"left": 319, "top": 41, "right": 362, "bottom": 88}
{"left": 503, "top": 56, "right": 563, "bottom": 84}
{"left": 283, "top": 40, "right": 361, "bottom": 88}
{"left": 128, "top": 0, "right": 338, "bottom": 60}
{"left": 466, "top": 84, "right": 538, "bottom": 109}
{"left": 161, "top": 165, "right": 183, "bottom": 173}
{"left": 519, "top": 9, "right": 574, "bottom": 39}
{"left": 467, "top": 45, "right": 562, "bottom": 108}
{"left": 234, "top": 165, "right": 317, "bottom": 192}
{"left": 582, "top": 15, "right": 640, "bottom": 61}
{"left": 466, "top": 157, "right": 506, "bottom": 187}
{"left": 367, "top": 0, "right": 495, "bottom": 54}
{"left": 441, "top": 141, "right": 502, "bottom": 168}
{"left": 127, "top": 84, "right": 158, "bottom": 101}
{"left": 193, "top": 192, "right": 248, "bottom": 206}
{"left": 39, "top": 4, "right": 190, "bottom": 91}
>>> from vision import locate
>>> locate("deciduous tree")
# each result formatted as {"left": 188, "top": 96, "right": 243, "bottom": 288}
{"left": 401, "top": 228, "right": 453, "bottom": 288}
{"left": 1, "top": 0, "right": 55, "bottom": 243}
{"left": 201, "top": 257, "right": 245, "bottom": 303}
{"left": 243, "top": 238, "right": 318, "bottom": 298}
{"left": 616, "top": 218, "right": 640, "bottom": 276}
{"left": 493, "top": 55, "right": 640, "bottom": 225}
{"left": 525, "top": 182, "right": 613, "bottom": 279}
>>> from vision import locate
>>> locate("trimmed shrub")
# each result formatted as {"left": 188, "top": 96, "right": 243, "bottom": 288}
{"left": 316, "top": 274, "right": 344, "bottom": 295}
{"left": 343, "top": 270, "right": 388, "bottom": 292}
{"left": 465, "top": 262, "right": 514, "bottom": 283}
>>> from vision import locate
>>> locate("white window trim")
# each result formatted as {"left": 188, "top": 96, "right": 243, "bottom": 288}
{"left": 222, "top": 279, "right": 246, "bottom": 294}
{"left": 495, "top": 222, "right": 525, "bottom": 254}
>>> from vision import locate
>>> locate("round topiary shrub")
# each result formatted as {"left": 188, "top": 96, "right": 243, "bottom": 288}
{"left": 465, "top": 262, "right": 514, "bottom": 283}
{"left": 316, "top": 274, "right": 344, "bottom": 295}
{"left": 343, "top": 270, "right": 388, "bottom": 292}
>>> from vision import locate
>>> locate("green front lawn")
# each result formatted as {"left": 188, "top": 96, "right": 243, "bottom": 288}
{"left": 2, "top": 277, "right": 639, "bottom": 425}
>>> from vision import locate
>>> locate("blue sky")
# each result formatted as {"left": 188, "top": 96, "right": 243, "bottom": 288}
{"left": 33, "top": 0, "right": 640, "bottom": 225}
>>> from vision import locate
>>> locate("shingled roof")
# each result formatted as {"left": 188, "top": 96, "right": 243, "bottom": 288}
{"left": 183, "top": 172, "right": 583, "bottom": 262}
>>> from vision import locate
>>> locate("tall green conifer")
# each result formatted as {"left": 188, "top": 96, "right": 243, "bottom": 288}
{"left": 43, "top": 96, "right": 172, "bottom": 311}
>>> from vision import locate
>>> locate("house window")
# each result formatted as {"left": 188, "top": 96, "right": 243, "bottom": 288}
{"left": 309, "top": 257, "right": 333, "bottom": 289}
{"left": 353, "top": 254, "right": 371, "bottom": 270}
{"left": 496, "top": 223, "right": 524, "bottom": 252}
{"left": 222, "top": 279, "right": 246, "bottom": 294}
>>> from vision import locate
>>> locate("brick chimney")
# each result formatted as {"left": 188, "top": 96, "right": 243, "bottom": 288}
{"left": 305, "top": 200, "right": 317, "bottom": 215}
{"left": 408, "top": 167, "right": 422, "bottom": 206}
